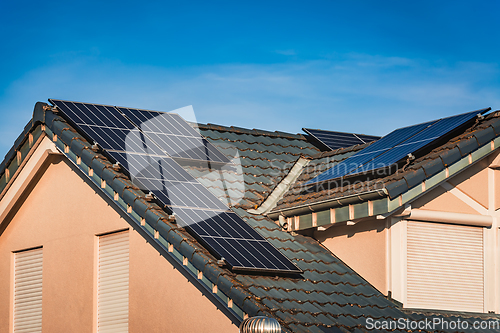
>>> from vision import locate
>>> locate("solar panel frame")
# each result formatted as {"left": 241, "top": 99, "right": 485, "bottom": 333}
{"left": 50, "top": 100, "right": 162, "bottom": 155}
{"left": 50, "top": 99, "right": 301, "bottom": 274}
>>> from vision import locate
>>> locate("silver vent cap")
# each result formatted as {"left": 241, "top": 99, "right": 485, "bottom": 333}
{"left": 239, "top": 316, "right": 281, "bottom": 333}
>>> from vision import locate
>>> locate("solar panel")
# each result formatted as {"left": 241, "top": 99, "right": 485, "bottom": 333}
{"left": 307, "top": 120, "right": 438, "bottom": 183}
{"left": 50, "top": 99, "right": 301, "bottom": 273}
{"left": 109, "top": 151, "right": 228, "bottom": 211}
{"left": 308, "top": 109, "right": 487, "bottom": 184}
{"left": 303, "top": 128, "right": 380, "bottom": 150}
{"left": 348, "top": 110, "right": 481, "bottom": 176}
{"left": 118, "top": 107, "right": 230, "bottom": 164}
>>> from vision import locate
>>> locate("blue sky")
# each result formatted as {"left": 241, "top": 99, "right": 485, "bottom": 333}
{"left": 1, "top": 1, "right": 499, "bottom": 158}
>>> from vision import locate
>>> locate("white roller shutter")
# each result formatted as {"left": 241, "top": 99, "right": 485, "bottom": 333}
{"left": 406, "top": 221, "right": 484, "bottom": 312}
{"left": 14, "top": 247, "right": 43, "bottom": 333}
{"left": 98, "top": 231, "right": 129, "bottom": 332}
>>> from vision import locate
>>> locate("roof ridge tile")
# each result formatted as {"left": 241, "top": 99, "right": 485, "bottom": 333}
{"left": 199, "top": 122, "right": 306, "bottom": 140}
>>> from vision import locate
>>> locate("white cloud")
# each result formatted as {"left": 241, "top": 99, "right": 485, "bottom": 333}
{"left": 1, "top": 54, "right": 499, "bottom": 158}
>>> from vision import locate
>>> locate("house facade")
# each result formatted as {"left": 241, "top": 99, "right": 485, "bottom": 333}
{"left": 0, "top": 135, "right": 238, "bottom": 332}
{"left": 1, "top": 100, "right": 500, "bottom": 332}
{"left": 269, "top": 109, "right": 500, "bottom": 317}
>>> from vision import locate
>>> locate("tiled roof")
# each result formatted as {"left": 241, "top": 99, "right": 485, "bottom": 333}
{"left": 1, "top": 101, "right": 499, "bottom": 332}
{"left": 192, "top": 125, "right": 411, "bottom": 331}
{"left": 272, "top": 111, "right": 500, "bottom": 213}
{"left": 191, "top": 123, "right": 321, "bottom": 210}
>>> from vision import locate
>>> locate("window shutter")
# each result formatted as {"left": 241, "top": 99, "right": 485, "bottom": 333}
{"left": 14, "top": 247, "right": 43, "bottom": 333}
{"left": 406, "top": 221, "right": 484, "bottom": 312}
{"left": 98, "top": 231, "right": 129, "bottom": 332}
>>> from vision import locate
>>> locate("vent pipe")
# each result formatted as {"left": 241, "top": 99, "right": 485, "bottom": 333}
{"left": 239, "top": 316, "right": 281, "bottom": 333}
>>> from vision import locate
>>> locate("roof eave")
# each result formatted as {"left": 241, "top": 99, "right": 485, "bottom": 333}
{"left": 277, "top": 135, "right": 500, "bottom": 231}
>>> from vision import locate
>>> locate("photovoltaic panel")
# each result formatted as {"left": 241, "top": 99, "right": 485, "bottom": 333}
{"left": 176, "top": 209, "right": 298, "bottom": 271}
{"left": 308, "top": 109, "right": 487, "bottom": 184}
{"left": 51, "top": 100, "right": 163, "bottom": 155}
{"left": 117, "top": 107, "right": 230, "bottom": 164}
{"left": 50, "top": 99, "right": 300, "bottom": 273}
{"left": 110, "top": 152, "right": 297, "bottom": 271}
{"left": 307, "top": 120, "right": 438, "bottom": 183}
{"left": 108, "top": 151, "right": 228, "bottom": 211}
{"left": 303, "top": 128, "right": 380, "bottom": 150}
{"left": 348, "top": 110, "right": 482, "bottom": 176}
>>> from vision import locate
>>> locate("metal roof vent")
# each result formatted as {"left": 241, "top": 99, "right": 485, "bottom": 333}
{"left": 239, "top": 316, "right": 281, "bottom": 333}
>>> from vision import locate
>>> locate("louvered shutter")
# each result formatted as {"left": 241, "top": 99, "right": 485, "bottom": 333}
{"left": 14, "top": 247, "right": 43, "bottom": 333}
{"left": 98, "top": 231, "right": 129, "bottom": 332}
{"left": 406, "top": 221, "right": 484, "bottom": 312}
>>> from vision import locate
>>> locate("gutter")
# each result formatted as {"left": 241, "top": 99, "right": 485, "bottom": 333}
{"left": 267, "top": 188, "right": 387, "bottom": 220}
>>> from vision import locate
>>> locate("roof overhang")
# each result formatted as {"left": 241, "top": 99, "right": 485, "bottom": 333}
{"left": 271, "top": 135, "right": 500, "bottom": 231}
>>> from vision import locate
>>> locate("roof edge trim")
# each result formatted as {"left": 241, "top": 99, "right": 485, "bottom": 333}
{"left": 396, "top": 208, "right": 492, "bottom": 227}
{"left": 0, "top": 136, "right": 61, "bottom": 229}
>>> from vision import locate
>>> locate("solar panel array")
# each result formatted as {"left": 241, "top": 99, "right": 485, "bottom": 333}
{"left": 50, "top": 99, "right": 301, "bottom": 273}
{"left": 303, "top": 128, "right": 380, "bottom": 150}
{"left": 118, "top": 107, "right": 229, "bottom": 164}
{"left": 308, "top": 109, "right": 488, "bottom": 184}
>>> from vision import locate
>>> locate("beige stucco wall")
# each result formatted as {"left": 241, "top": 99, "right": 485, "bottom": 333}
{"left": 313, "top": 151, "right": 500, "bottom": 303}
{"left": 412, "top": 185, "right": 479, "bottom": 214}
{"left": 413, "top": 157, "right": 491, "bottom": 213}
{"left": 314, "top": 218, "right": 387, "bottom": 294}
{"left": 450, "top": 159, "right": 489, "bottom": 209}
{"left": 312, "top": 153, "right": 500, "bottom": 298}
{"left": 0, "top": 144, "right": 237, "bottom": 332}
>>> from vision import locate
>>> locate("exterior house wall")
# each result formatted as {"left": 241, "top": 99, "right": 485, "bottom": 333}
{"left": 411, "top": 186, "right": 479, "bottom": 214}
{"left": 313, "top": 152, "right": 500, "bottom": 306}
{"left": 0, "top": 137, "right": 238, "bottom": 332}
{"left": 412, "top": 157, "right": 491, "bottom": 214}
{"left": 314, "top": 218, "right": 387, "bottom": 294}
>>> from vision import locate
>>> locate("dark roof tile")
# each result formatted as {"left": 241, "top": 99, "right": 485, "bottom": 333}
{"left": 475, "top": 125, "right": 496, "bottom": 146}
{"left": 403, "top": 167, "right": 426, "bottom": 189}
{"left": 440, "top": 146, "right": 462, "bottom": 166}
{"left": 490, "top": 117, "right": 500, "bottom": 135}
{"left": 420, "top": 154, "right": 445, "bottom": 178}
{"left": 384, "top": 178, "right": 408, "bottom": 199}
{"left": 457, "top": 136, "right": 479, "bottom": 156}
